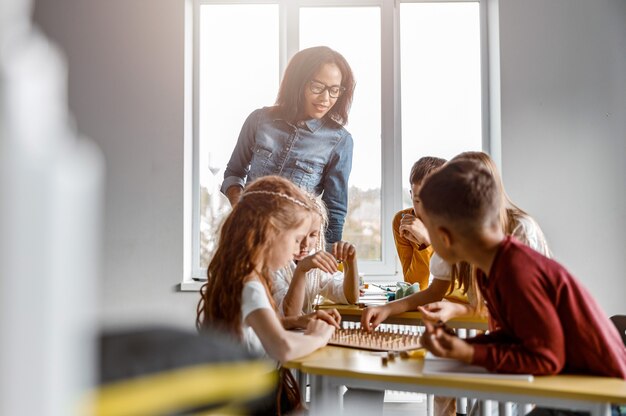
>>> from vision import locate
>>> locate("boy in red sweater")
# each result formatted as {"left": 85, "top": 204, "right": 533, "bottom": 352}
{"left": 417, "top": 159, "right": 626, "bottom": 379}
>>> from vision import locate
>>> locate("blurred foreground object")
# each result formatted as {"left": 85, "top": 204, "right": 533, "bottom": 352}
{"left": 0, "top": 0, "right": 104, "bottom": 415}
{"left": 92, "top": 327, "right": 277, "bottom": 416}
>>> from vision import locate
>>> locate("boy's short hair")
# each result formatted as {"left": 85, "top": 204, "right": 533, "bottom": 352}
{"left": 409, "top": 156, "right": 447, "bottom": 185}
{"left": 419, "top": 159, "right": 501, "bottom": 236}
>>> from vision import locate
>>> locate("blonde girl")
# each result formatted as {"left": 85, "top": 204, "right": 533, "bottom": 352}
{"left": 273, "top": 196, "right": 360, "bottom": 316}
{"left": 196, "top": 175, "right": 337, "bottom": 362}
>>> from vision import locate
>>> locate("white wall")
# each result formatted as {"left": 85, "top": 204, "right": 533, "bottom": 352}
{"left": 33, "top": 0, "right": 626, "bottom": 328}
{"left": 33, "top": 0, "right": 199, "bottom": 328}
{"left": 498, "top": 0, "right": 626, "bottom": 316}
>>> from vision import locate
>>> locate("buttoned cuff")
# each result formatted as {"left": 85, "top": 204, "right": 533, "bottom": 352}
{"left": 325, "top": 227, "right": 343, "bottom": 246}
{"left": 221, "top": 175, "right": 245, "bottom": 196}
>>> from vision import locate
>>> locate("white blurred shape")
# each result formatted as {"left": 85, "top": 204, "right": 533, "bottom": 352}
{"left": 0, "top": 1, "right": 104, "bottom": 415}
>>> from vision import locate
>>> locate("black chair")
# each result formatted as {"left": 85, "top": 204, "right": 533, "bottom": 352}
{"left": 609, "top": 316, "right": 626, "bottom": 416}
{"left": 95, "top": 327, "right": 277, "bottom": 415}
{"left": 610, "top": 315, "right": 626, "bottom": 346}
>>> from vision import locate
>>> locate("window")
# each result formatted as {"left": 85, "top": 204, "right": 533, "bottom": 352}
{"left": 195, "top": 4, "right": 279, "bottom": 274}
{"left": 186, "top": 0, "right": 489, "bottom": 284}
{"left": 300, "top": 6, "right": 383, "bottom": 261}
{"left": 400, "top": 2, "right": 482, "bottom": 208}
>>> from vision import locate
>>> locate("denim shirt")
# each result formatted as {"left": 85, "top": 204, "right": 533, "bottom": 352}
{"left": 221, "top": 107, "right": 353, "bottom": 244}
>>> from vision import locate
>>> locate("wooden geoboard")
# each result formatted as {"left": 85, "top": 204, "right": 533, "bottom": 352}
{"left": 329, "top": 328, "right": 422, "bottom": 352}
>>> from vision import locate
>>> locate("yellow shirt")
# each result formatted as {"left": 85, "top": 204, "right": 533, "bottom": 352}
{"left": 393, "top": 208, "right": 469, "bottom": 303}
{"left": 392, "top": 208, "right": 432, "bottom": 290}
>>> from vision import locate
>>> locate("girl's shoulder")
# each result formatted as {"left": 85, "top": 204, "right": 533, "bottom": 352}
{"left": 242, "top": 276, "right": 263, "bottom": 288}
{"left": 241, "top": 276, "right": 272, "bottom": 302}
{"left": 243, "top": 269, "right": 273, "bottom": 287}
{"left": 509, "top": 212, "right": 551, "bottom": 257}
{"left": 430, "top": 252, "right": 452, "bottom": 280}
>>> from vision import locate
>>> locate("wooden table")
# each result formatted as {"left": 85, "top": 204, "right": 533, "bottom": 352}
{"left": 285, "top": 346, "right": 626, "bottom": 416}
{"left": 318, "top": 303, "right": 489, "bottom": 331}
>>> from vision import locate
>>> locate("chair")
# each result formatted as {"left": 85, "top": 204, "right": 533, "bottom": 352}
{"left": 610, "top": 315, "right": 626, "bottom": 346}
{"left": 92, "top": 327, "right": 277, "bottom": 415}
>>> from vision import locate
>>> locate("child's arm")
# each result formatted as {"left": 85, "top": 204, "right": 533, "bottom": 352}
{"left": 392, "top": 211, "right": 416, "bottom": 277}
{"left": 466, "top": 271, "right": 567, "bottom": 374}
{"left": 402, "top": 278, "right": 451, "bottom": 307}
{"left": 393, "top": 210, "right": 432, "bottom": 289}
{"left": 332, "top": 241, "right": 359, "bottom": 304}
{"left": 245, "top": 308, "right": 335, "bottom": 363}
{"left": 361, "top": 279, "right": 450, "bottom": 331}
{"left": 225, "top": 185, "right": 243, "bottom": 207}
{"left": 418, "top": 301, "right": 477, "bottom": 323}
{"left": 361, "top": 296, "right": 412, "bottom": 331}
{"left": 281, "top": 309, "right": 342, "bottom": 330}
{"left": 282, "top": 251, "right": 338, "bottom": 317}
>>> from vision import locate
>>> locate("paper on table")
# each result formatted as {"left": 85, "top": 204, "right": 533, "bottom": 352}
{"left": 357, "top": 293, "right": 388, "bottom": 307}
{"left": 358, "top": 287, "right": 389, "bottom": 306}
{"left": 422, "top": 353, "right": 534, "bottom": 381}
{"left": 359, "top": 293, "right": 388, "bottom": 300}
{"left": 358, "top": 300, "right": 388, "bottom": 307}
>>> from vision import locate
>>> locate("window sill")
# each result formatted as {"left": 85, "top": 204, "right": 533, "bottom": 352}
{"left": 180, "top": 281, "right": 205, "bottom": 292}
{"left": 179, "top": 275, "right": 404, "bottom": 293}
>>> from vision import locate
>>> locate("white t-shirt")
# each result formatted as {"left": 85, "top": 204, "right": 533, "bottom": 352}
{"left": 272, "top": 260, "right": 348, "bottom": 315}
{"left": 430, "top": 252, "right": 452, "bottom": 282}
{"left": 241, "top": 279, "right": 273, "bottom": 357}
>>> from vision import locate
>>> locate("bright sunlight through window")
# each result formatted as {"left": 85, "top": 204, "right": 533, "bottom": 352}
{"left": 193, "top": 1, "right": 485, "bottom": 279}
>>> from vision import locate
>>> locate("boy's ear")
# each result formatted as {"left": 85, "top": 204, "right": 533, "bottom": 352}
{"left": 438, "top": 226, "right": 453, "bottom": 248}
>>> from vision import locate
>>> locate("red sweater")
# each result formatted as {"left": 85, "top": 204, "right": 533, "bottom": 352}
{"left": 469, "top": 237, "right": 626, "bottom": 379}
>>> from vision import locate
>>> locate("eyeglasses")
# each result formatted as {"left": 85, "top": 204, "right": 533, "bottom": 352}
{"left": 309, "top": 80, "right": 346, "bottom": 99}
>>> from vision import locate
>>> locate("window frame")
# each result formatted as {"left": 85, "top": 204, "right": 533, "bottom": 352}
{"left": 182, "top": 0, "right": 499, "bottom": 286}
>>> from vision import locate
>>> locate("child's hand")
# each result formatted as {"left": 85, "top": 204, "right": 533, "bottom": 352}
{"left": 417, "top": 302, "right": 456, "bottom": 323}
{"left": 420, "top": 321, "right": 474, "bottom": 364}
{"left": 399, "top": 214, "right": 430, "bottom": 247}
{"left": 417, "top": 302, "right": 474, "bottom": 322}
{"left": 332, "top": 241, "right": 357, "bottom": 263}
{"left": 360, "top": 305, "right": 391, "bottom": 332}
{"left": 296, "top": 251, "right": 338, "bottom": 274}
{"left": 300, "top": 309, "right": 342, "bottom": 329}
{"left": 304, "top": 317, "right": 335, "bottom": 342}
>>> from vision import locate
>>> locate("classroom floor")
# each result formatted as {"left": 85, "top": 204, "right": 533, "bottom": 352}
{"left": 382, "top": 391, "right": 427, "bottom": 415}
{"left": 304, "top": 387, "right": 426, "bottom": 415}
